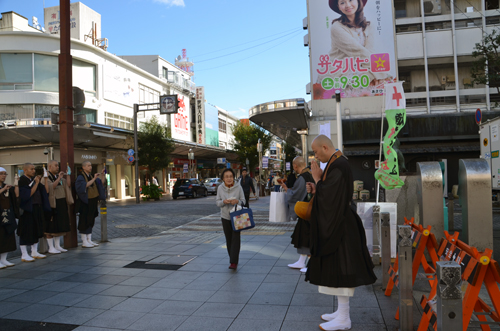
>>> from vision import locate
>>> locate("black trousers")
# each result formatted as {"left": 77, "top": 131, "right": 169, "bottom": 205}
{"left": 221, "top": 218, "right": 240, "bottom": 264}
{"left": 243, "top": 192, "right": 250, "bottom": 208}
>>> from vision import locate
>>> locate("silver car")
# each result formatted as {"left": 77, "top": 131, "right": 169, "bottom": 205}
{"left": 203, "top": 178, "right": 222, "bottom": 195}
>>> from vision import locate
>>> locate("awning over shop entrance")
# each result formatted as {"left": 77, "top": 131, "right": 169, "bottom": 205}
{"left": 249, "top": 98, "right": 309, "bottom": 147}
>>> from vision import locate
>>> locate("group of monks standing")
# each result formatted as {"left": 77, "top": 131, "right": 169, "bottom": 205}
{"left": 0, "top": 160, "right": 105, "bottom": 268}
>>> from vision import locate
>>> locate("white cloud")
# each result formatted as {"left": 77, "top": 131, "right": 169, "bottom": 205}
{"left": 206, "top": 123, "right": 213, "bottom": 129}
{"left": 153, "top": 0, "right": 185, "bottom": 7}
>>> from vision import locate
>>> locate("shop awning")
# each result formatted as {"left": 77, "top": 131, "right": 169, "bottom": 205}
{"left": 249, "top": 98, "right": 310, "bottom": 147}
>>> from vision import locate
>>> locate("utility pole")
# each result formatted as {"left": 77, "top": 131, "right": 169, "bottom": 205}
{"left": 59, "top": 0, "right": 77, "bottom": 248}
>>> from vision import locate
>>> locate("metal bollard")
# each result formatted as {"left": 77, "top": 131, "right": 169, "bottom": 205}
{"left": 100, "top": 199, "right": 108, "bottom": 243}
{"left": 436, "top": 261, "right": 462, "bottom": 331}
{"left": 372, "top": 205, "right": 381, "bottom": 266}
{"left": 381, "top": 212, "right": 391, "bottom": 290}
{"left": 448, "top": 196, "right": 454, "bottom": 232}
{"left": 398, "top": 225, "right": 413, "bottom": 331}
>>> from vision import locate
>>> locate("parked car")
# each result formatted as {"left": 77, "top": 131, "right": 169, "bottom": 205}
{"left": 172, "top": 178, "right": 208, "bottom": 199}
{"left": 203, "top": 178, "right": 222, "bottom": 195}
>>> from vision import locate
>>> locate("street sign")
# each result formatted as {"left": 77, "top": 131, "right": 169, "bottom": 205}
{"left": 476, "top": 108, "right": 482, "bottom": 125}
{"left": 160, "top": 95, "right": 179, "bottom": 115}
{"left": 262, "top": 156, "right": 269, "bottom": 169}
{"left": 286, "top": 162, "right": 290, "bottom": 171}
{"left": 127, "top": 156, "right": 134, "bottom": 163}
{"left": 183, "top": 163, "right": 188, "bottom": 173}
{"left": 127, "top": 149, "right": 134, "bottom": 156}
{"left": 217, "top": 158, "right": 226, "bottom": 164}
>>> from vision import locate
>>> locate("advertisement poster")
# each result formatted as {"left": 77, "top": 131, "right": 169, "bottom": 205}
{"left": 195, "top": 87, "right": 206, "bottom": 145}
{"left": 44, "top": 3, "right": 78, "bottom": 35}
{"left": 205, "top": 103, "right": 219, "bottom": 147}
{"left": 310, "top": 0, "right": 397, "bottom": 99}
{"left": 171, "top": 95, "right": 191, "bottom": 141}
{"left": 103, "top": 64, "right": 135, "bottom": 106}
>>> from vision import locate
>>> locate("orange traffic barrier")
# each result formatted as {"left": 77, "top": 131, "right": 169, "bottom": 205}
{"left": 436, "top": 231, "right": 500, "bottom": 331}
{"left": 384, "top": 217, "right": 440, "bottom": 321}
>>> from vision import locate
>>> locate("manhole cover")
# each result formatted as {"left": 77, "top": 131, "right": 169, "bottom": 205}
{"left": 115, "top": 224, "right": 147, "bottom": 229}
{"left": 123, "top": 254, "right": 197, "bottom": 271}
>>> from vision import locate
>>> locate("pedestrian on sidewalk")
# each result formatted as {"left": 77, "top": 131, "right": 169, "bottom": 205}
{"left": 216, "top": 168, "right": 245, "bottom": 270}
{"left": 305, "top": 135, "right": 376, "bottom": 331}
{"left": 273, "top": 172, "right": 282, "bottom": 192}
{"left": 238, "top": 168, "right": 255, "bottom": 208}
{"left": 75, "top": 161, "right": 106, "bottom": 248}
{"left": 281, "top": 156, "right": 315, "bottom": 272}
{"left": 43, "top": 160, "right": 73, "bottom": 254}
{"left": 0, "top": 167, "right": 19, "bottom": 268}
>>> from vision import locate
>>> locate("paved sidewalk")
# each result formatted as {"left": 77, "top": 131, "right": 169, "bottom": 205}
{"left": 0, "top": 230, "right": 416, "bottom": 331}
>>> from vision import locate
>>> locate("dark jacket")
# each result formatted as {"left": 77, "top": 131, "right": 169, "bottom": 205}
{"left": 75, "top": 174, "right": 106, "bottom": 204}
{"left": 19, "top": 176, "right": 51, "bottom": 213}
{"left": 239, "top": 175, "right": 255, "bottom": 194}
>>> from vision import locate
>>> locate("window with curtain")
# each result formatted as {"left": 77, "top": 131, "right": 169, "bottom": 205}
{"left": 0, "top": 53, "right": 33, "bottom": 90}
{"left": 34, "top": 54, "right": 58, "bottom": 92}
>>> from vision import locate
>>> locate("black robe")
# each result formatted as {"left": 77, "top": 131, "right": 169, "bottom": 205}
{"left": 290, "top": 170, "right": 315, "bottom": 249}
{"left": 305, "top": 155, "right": 376, "bottom": 288}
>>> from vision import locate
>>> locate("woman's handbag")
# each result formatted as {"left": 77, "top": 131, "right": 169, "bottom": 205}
{"left": 229, "top": 204, "right": 255, "bottom": 232}
{"left": 294, "top": 151, "right": 343, "bottom": 221}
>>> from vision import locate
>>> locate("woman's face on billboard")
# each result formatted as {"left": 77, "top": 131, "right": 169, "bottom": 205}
{"left": 338, "top": 0, "right": 358, "bottom": 16}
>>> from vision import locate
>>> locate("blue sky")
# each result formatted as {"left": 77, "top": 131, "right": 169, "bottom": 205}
{"left": 0, "top": 0, "right": 311, "bottom": 118}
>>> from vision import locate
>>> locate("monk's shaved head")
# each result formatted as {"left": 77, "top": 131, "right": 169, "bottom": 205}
{"left": 23, "top": 163, "right": 34, "bottom": 171}
{"left": 48, "top": 160, "right": 58, "bottom": 167}
{"left": 293, "top": 156, "right": 306, "bottom": 168}
{"left": 312, "top": 135, "right": 335, "bottom": 150}
{"left": 311, "top": 135, "right": 336, "bottom": 163}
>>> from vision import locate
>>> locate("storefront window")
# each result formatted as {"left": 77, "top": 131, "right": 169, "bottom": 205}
{"left": 0, "top": 104, "right": 34, "bottom": 121}
{"left": 0, "top": 53, "right": 33, "bottom": 90}
{"left": 34, "top": 54, "right": 58, "bottom": 92}
{"left": 34, "top": 105, "right": 96, "bottom": 123}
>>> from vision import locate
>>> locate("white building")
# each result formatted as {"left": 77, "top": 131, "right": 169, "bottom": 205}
{"left": 0, "top": 4, "right": 238, "bottom": 199}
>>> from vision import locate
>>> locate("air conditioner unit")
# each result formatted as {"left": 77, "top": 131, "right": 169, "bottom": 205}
{"left": 447, "top": 75, "right": 455, "bottom": 83}
{"left": 423, "top": 0, "right": 442, "bottom": 16}
{"left": 441, "top": 76, "right": 447, "bottom": 85}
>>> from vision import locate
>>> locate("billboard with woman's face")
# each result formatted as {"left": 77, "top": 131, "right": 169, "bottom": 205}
{"left": 310, "top": 0, "right": 397, "bottom": 99}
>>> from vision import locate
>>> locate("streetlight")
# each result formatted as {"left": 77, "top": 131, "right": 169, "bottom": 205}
{"left": 257, "top": 139, "right": 262, "bottom": 196}
{"left": 188, "top": 148, "right": 194, "bottom": 178}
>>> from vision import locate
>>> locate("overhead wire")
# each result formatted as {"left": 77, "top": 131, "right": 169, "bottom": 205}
{"left": 191, "top": 27, "right": 302, "bottom": 59}
{"left": 196, "top": 30, "right": 303, "bottom": 72}
{"left": 195, "top": 29, "right": 302, "bottom": 63}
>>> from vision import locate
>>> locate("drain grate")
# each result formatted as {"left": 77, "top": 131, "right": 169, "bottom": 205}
{"left": 123, "top": 254, "right": 197, "bottom": 271}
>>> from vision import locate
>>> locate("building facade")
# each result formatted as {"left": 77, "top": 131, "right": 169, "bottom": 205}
{"left": 0, "top": 4, "right": 239, "bottom": 199}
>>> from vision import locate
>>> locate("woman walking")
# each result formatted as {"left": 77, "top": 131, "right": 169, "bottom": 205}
{"left": 216, "top": 168, "right": 245, "bottom": 270}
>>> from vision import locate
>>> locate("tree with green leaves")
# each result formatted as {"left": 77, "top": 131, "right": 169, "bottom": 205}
{"left": 471, "top": 29, "right": 500, "bottom": 99}
{"left": 231, "top": 122, "right": 272, "bottom": 175}
{"left": 283, "top": 140, "right": 298, "bottom": 165}
{"left": 138, "top": 116, "right": 175, "bottom": 176}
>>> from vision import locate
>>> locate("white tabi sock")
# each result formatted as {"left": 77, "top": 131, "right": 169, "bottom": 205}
{"left": 20, "top": 245, "right": 34, "bottom": 262}
{"left": 46, "top": 238, "right": 61, "bottom": 254}
{"left": 87, "top": 234, "right": 99, "bottom": 246}
{"left": 288, "top": 254, "right": 307, "bottom": 269}
{"left": 0, "top": 253, "right": 14, "bottom": 267}
{"left": 31, "top": 243, "right": 46, "bottom": 259}
{"left": 319, "top": 296, "right": 351, "bottom": 330}
{"left": 54, "top": 236, "right": 67, "bottom": 252}
{"left": 81, "top": 234, "right": 93, "bottom": 248}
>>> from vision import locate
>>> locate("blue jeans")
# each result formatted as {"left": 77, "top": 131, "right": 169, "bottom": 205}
{"left": 274, "top": 185, "right": 281, "bottom": 192}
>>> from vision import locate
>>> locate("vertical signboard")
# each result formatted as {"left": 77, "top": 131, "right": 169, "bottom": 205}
{"left": 309, "top": 0, "right": 396, "bottom": 99}
{"left": 44, "top": 3, "right": 79, "bottom": 35}
{"left": 171, "top": 94, "right": 191, "bottom": 141}
{"left": 196, "top": 87, "right": 205, "bottom": 145}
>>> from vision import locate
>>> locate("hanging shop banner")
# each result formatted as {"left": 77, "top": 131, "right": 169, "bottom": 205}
{"left": 171, "top": 95, "right": 191, "bottom": 141}
{"left": 262, "top": 156, "right": 269, "bottom": 169}
{"left": 195, "top": 87, "right": 205, "bottom": 145}
{"left": 374, "top": 82, "right": 406, "bottom": 190}
{"left": 309, "top": 0, "right": 397, "bottom": 99}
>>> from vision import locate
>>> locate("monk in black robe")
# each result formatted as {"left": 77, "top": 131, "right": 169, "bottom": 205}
{"left": 305, "top": 135, "right": 376, "bottom": 331}
{"left": 0, "top": 167, "right": 19, "bottom": 268}
{"left": 281, "top": 156, "right": 315, "bottom": 271}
